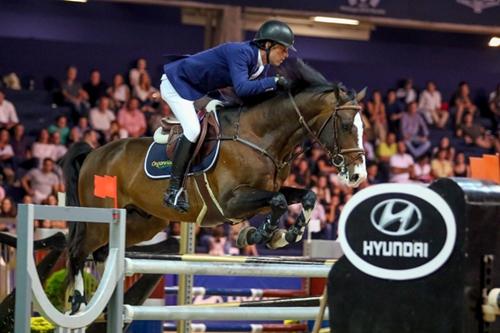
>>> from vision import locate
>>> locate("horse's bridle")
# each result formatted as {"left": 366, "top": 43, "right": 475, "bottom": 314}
{"left": 287, "top": 91, "right": 365, "bottom": 172}
{"left": 218, "top": 90, "right": 365, "bottom": 176}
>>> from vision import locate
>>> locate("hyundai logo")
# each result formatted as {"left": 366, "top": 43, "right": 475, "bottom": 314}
{"left": 370, "top": 199, "right": 422, "bottom": 236}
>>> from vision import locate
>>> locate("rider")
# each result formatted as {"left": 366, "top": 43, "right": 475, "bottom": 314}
{"left": 160, "top": 20, "right": 295, "bottom": 212}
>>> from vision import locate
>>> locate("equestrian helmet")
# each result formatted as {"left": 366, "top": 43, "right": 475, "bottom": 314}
{"left": 254, "top": 20, "right": 296, "bottom": 51}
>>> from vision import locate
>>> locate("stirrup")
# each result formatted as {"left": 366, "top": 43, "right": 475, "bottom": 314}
{"left": 164, "top": 187, "right": 189, "bottom": 213}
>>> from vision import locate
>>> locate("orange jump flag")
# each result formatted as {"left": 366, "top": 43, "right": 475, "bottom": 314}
{"left": 482, "top": 154, "right": 499, "bottom": 183}
{"left": 94, "top": 175, "right": 118, "bottom": 208}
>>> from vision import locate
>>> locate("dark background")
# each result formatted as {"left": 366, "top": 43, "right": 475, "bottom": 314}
{"left": 0, "top": 0, "right": 498, "bottom": 100}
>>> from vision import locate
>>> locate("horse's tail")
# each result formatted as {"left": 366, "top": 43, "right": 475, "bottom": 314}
{"left": 61, "top": 141, "right": 93, "bottom": 284}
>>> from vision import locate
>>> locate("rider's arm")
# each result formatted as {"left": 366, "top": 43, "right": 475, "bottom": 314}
{"left": 228, "top": 48, "right": 276, "bottom": 97}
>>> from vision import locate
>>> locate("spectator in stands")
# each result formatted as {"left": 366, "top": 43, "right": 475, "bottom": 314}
{"left": 50, "top": 132, "right": 67, "bottom": 162}
{"left": 48, "top": 115, "right": 70, "bottom": 145}
{"left": 207, "top": 225, "right": 230, "bottom": 256}
{"left": 129, "top": 58, "right": 149, "bottom": 89}
{"left": 73, "top": 116, "right": 90, "bottom": 138}
{"left": 362, "top": 132, "right": 376, "bottom": 163}
{"left": 83, "top": 69, "right": 108, "bottom": 108}
{"left": 67, "top": 126, "right": 83, "bottom": 146}
{"left": 82, "top": 129, "right": 99, "bottom": 148}
{"left": 312, "top": 175, "right": 332, "bottom": 207}
{"left": 133, "top": 72, "right": 160, "bottom": 110}
{"left": 389, "top": 141, "right": 414, "bottom": 183}
{"left": 294, "top": 159, "right": 311, "bottom": 188}
{"left": 107, "top": 73, "right": 130, "bottom": 110}
{"left": 453, "top": 151, "right": 468, "bottom": 177}
{"left": 432, "top": 136, "right": 455, "bottom": 162}
{"left": 376, "top": 131, "right": 397, "bottom": 181}
{"left": 431, "top": 148, "right": 454, "bottom": 178}
{"left": 61, "top": 65, "right": 89, "bottom": 119}
{"left": 456, "top": 112, "right": 496, "bottom": 150}
{"left": 89, "top": 96, "right": 116, "bottom": 135}
{"left": 107, "top": 120, "right": 128, "bottom": 142}
{"left": 117, "top": 97, "right": 146, "bottom": 138}
{"left": 10, "top": 123, "right": 35, "bottom": 171}
{"left": 367, "top": 90, "right": 387, "bottom": 142}
{"left": 32, "top": 129, "right": 56, "bottom": 167}
{"left": 0, "top": 89, "right": 19, "bottom": 129}
{"left": 400, "top": 101, "right": 431, "bottom": 158}
{"left": 396, "top": 78, "right": 417, "bottom": 104}
{"left": 310, "top": 197, "right": 329, "bottom": 239}
{"left": 41, "top": 194, "right": 66, "bottom": 229}
{"left": 385, "top": 89, "right": 405, "bottom": 137}
{"left": 21, "top": 158, "right": 62, "bottom": 204}
{"left": 365, "top": 161, "right": 383, "bottom": 185}
{"left": 418, "top": 81, "right": 448, "bottom": 128}
{"left": 412, "top": 154, "right": 432, "bottom": 183}
{"left": 487, "top": 83, "right": 500, "bottom": 131}
{"left": 452, "top": 81, "right": 477, "bottom": 127}
{"left": 0, "top": 197, "right": 16, "bottom": 218}
{"left": 0, "top": 129, "right": 15, "bottom": 184}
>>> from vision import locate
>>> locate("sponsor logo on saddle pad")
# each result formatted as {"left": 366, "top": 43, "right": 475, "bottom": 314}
{"left": 151, "top": 160, "right": 172, "bottom": 169}
{"left": 338, "top": 184, "right": 456, "bottom": 280}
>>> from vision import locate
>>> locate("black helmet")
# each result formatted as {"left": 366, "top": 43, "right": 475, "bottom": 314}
{"left": 254, "top": 20, "right": 296, "bottom": 51}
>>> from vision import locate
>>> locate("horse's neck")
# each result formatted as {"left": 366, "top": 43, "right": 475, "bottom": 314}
{"left": 230, "top": 92, "right": 326, "bottom": 161}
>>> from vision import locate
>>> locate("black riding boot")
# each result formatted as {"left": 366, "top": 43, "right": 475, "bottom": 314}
{"left": 163, "top": 135, "right": 195, "bottom": 212}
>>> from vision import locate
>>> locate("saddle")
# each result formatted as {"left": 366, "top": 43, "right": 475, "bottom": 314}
{"left": 161, "top": 101, "right": 221, "bottom": 166}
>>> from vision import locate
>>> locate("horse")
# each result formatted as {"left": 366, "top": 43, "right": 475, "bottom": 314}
{"left": 62, "top": 59, "right": 367, "bottom": 311}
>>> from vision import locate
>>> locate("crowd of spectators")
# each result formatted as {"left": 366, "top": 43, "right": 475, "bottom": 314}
{"left": 0, "top": 60, "right": 499, "bottom": 254}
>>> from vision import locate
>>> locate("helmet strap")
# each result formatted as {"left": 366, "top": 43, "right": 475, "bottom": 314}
{"left": 265, "top": 42, "right": 276, "bottom": 65}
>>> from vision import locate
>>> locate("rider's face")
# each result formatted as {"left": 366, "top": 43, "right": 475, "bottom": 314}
{"left": 268, "top": 44, "right": 289, "bottom": 66}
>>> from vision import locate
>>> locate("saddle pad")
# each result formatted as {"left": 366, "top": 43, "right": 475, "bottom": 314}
{"left": 144, "top": 140, "right": 220, "bottom": 179}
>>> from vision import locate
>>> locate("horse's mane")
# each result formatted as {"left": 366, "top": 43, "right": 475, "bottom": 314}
{"left": 240, "top": 58, "right": 350, "bottom": 107}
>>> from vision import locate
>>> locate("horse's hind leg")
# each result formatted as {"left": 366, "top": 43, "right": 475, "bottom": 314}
{"left": 68, "top": 222, "right": 109, "bottom": 314}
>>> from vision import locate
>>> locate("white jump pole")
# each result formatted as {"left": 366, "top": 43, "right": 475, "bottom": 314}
{"left": 125, "top": 259, "right": 332, "bottom": 278}
{"left": 123, "top": 305, "right": 329, "bottom": 322}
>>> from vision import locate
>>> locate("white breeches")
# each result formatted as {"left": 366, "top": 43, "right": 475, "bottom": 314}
{"left": 160, "top": 74, "right": 200, "bottom": 143}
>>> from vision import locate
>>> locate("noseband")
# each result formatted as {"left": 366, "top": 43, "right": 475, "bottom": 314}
{"left": 287, "top": 91, "right": 365, "bottom": 171}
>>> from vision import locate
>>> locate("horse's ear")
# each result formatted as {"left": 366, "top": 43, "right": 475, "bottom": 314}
{"left": 356, "top": 87, "right": 367, "bottom": 102}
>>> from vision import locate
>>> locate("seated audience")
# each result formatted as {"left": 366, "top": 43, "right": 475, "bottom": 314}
{"left": 400, "top": 101, "right": 431, "bottom": 158}
{"left": 21, "top": 158, "right": 62, "bottom": 204}
{"left": 418, "top": 81, "right": 448, "bottom": 128}
{"left": 389, "top": 141, "right": 414, "bottom": 183}
{"left": 452, "top": 81, "right": 477, "bottom": 127}
{"left": 83, "top": 69, "right": 108, "bottom": 107}
{"left": 117, "top": 98, "right": 147, "bottom": 137}
{"left": 0, "top": 89, "right": 19, "bottom": 129}
{"left": 107, "top": 73, "right": 130, "bottom": 110}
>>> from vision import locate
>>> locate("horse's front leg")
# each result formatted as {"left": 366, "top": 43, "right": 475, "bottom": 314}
{"left": 257, "top": 187, "right": 316, "bottom": 249}
{"left": 279, "top": 187, "right": 317, "bottom": 244}
{"left": 224, "top": 187, "right": 288, "bottom": 248}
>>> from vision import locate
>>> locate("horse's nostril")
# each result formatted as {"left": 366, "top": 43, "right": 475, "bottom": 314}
{"left": 350, "top": 174, "right": 359, "bottom": 182}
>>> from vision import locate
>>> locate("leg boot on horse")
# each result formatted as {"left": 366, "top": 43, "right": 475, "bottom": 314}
{"left": 163, "top": 135, "right": 195, "bottom": 212}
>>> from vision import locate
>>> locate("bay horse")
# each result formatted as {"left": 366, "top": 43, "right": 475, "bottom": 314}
{"left": 62, "top": 60, "right": 366, "bottom": 311}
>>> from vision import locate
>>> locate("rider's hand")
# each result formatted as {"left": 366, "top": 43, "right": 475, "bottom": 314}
{"left": 275, "top": 75, "right": 291, "bottom": 91}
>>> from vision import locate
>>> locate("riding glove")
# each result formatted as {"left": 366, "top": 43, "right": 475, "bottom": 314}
{"left": 275, "top": 75, "right": 291, "bottom": 91}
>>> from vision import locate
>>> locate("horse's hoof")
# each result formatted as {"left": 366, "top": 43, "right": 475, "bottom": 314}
{"left": 69, "top": 290, "right": 87, "bottom": 315}
{"left": 266, "top": 229, "right": 289, "bottom": 249}
{"left": 236, "top": 226, "right": 257, "bottom": 248}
